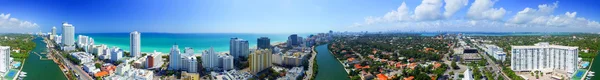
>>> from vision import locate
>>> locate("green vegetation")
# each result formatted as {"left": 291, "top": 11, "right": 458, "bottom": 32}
{"left": 328, "top": 34, "right": 453, "bottom": 79}
{"left": 0, "top": 34, "right": 36, "bottom": 61}
{"left": 95, "top": 63, "right": 102, "bottom": 68}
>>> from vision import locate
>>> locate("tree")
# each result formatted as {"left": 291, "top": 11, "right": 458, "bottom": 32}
{"left": 451, "top": 61, "right": 459, "bottom": 69}
{"left": 95, "top": 63, "right": 102, "bottom": 68}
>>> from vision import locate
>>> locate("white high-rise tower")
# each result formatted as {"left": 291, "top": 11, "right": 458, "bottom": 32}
{"left": 0, "top": 46, "right": 10, "bottom": 73}
{"left": 130, "top": 31, "right": 141, "bottom": 57}
{"left": 62, "top": 22, "right": 75, "bottom": 51}
{"left": 169, "top": 44, "right": 181, "bottom": 70}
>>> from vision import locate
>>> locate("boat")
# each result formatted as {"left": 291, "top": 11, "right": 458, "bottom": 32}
{"left": 588, "top": 73, "right": 595, "bottom": 77}
{"left": 19, "top": 74, "right": 26, "bottom": 77}
{"left": 590, "top": 71, "right": 595, "bottom": 74}
{"left": 21, "top": 72, "right": 27, "bottom": 74}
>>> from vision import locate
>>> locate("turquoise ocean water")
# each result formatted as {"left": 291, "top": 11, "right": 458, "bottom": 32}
{"left": 76, "top": 33, "right": 309, "bottom": 54}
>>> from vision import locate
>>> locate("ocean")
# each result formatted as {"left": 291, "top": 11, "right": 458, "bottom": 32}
{"left": 76, "top": 33, "right": 309, "bottom": 54}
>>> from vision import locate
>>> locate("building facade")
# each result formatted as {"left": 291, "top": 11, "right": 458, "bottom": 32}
{"left": 0, "top": 46, "right": 9, "bottom": 73}
{"left": 130, "top": 31, "right": 141, "bottom": 57}
{"left": 230, "top": 38, "right": 249, "bottom": 59}
{"left": 511, "top": 42, "right": 578, "bottom": 73}
{"left": 201, "top": 47, "right": 218, "bottom": 70}
{"left": 249, "top": 49, "right": 272, "bottom": 74}
{"left": 257, "top": 37, "right": 270, "bottom": 49}
{"left": 169, "top": 44, "right": 182, "bottom": 70}
{"left": 62, "top": 22, "right": 76, "bottom": 51}
{"left": 220, "top": 54, "right": 234, "bottom": 70}
{"left": 288, "top": 34, "right": 298, "bottom": 47}
{"left": 111, "top": 47, "right": 123, "bottom": 62}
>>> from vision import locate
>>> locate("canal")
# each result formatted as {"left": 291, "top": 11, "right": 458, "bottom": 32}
{"left": 21, "top": 37, "right": 67, "bottom": 80}
{"left": 314, "top": 44, "right": 350, "bottom": 80}
{"left": 589, "top": 51, "right": 600, "bottom": 80}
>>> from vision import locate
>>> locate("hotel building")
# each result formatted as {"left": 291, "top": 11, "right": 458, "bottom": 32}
{"left": 201, "top": 47, "right": 219, "bottom": 70}
{"left": 511, "top": 42, "right": 578, "bottom": 74}
{"left": 62, "top": 22, "right": 76, "bottom": 51}
{"left": 249, "top": 49, "right": 272, "bottom": 74}
{"left": 169, "top": 44, "right": 182, "bottom": 70}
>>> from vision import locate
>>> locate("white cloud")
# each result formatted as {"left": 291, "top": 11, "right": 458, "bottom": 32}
{"left": 349, "top": 0, "right": 600, "bottom": 32}
{"left": 0, "top": 13, "right": 39, "bottom": 33}
{"left": 443, "top": 0, "right": 469, "bottom": 18}
{"left": 414, "top": 0, "right": 444, "bottom": 20}
{"left": 466, "top": 0, "right": 506, "bottom": 20}
{"left": 506, "top": 1, "right": 600, "bottom": 28}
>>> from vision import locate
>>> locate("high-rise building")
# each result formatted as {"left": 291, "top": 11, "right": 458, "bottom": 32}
{"left": 249, "top": 49, "right": 272, "bottom": 74}
{"left": 50, "top": 26, "right": 56, "bottom": 40}
{"left": 62, "top": 22, "right": 76, "bottom": 51}
{"left": 130, "top": 31, "right": 141, "bottom": 57}
{"left": 169, "top": 44, "right": 182, "bottom": 70}
{"left": 111, "top": 47, "right": 123, "bottom": 62}
{"left": 201, "top": 47, "right": 219, "bottom": 70}
{"left": 183, "top": 56, "right": 198, "bottom": 73}
{"left": 52, "top": 26, "right": 57, "bottom": 35}
{"left": 288, "top": 34, "right": 298, "bottom": 47}
{"left": 78, "top": 35, "right": 89, "bottom": 48}
{"left": 0, "top": 46, "right": 9, "bottom": 73}
{"left": 257, "top": 37, "right": 271, "bottom": 49}
{"left": 511, "top": 42, "right": 578, "bottom": 73}
{"left": 230, "top": 38, "right": 249, "bottom": 59}
{"left": 220, "top": 54, "right": 234, "bottom": 70}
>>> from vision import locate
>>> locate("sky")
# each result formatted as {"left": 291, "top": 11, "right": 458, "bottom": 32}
{"left": 1, "top": 0, "right": 600, "bottom": 33}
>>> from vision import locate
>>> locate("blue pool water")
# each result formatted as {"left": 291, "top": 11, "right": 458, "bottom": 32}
{"left": 4, "top": 69, "right": 18, "bottom": 79}
{"left": 582, "top": 62, "right": 590, "bottom": 68}
{"left": 12, "top": 62, "right": 21, "bottom": 68}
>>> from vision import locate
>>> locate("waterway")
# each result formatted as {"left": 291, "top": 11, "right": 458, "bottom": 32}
{"left": 314, "top": 44, "right": 350, "bottom": 80}
{"left": 589, "top": 51, "right": 600, "bottom": 80}
{"left": 21, "top": 37, "right": 67, "bottom": 80}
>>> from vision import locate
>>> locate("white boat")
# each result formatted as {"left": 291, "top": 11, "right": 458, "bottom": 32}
{"left": 21, "top": 72, "right": 27, "bottom": 74}
{"left": 19, "top": 74, "right": 26, "bottom": 77}
{"left": 590, "top": 71, "right": 595, "bottom": 74}
{"left": 588, "top": 73, "right": 595, "bottom": 77}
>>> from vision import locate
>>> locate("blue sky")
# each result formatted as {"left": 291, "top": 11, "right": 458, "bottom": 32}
{"left": 1, "top": 0, "right": 600, "bottom": 33}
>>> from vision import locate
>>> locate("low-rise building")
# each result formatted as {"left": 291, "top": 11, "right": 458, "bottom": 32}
{"left": 83, "top": 63, "right": 101, "bottom": 75}
{"left": 145, "top": 51, "right": 163, "bottom": 69}
{"left": 70, "top": 52, "right": 94, "bottom": 64}
{"left": 182, "top": 71, "right": 200, "bottom": 80}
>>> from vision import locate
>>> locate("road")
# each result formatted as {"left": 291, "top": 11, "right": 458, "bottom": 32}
{"left": 303, "top": 46, "right": 317, "bottom": 80}
{"left": 46, "top": 38, "right": 93, "bottom": 80}
{"left": 467, "top": 40, "right": 511, "bottom": 80}
{"left": 57, "top": 52, "right": 93, "bottom": 80}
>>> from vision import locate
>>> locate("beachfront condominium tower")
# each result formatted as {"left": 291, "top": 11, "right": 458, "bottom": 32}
{"left": 0, "top": 46, "right": 9, "bottom": 73}
{"left": 511, "top": 42, "right": 578, "bottom": 74}
{"left": 62, "top": 22, "right": 75, "bottom": 51}
{"left": 230, "top": 38, "right": 249, "bottom": 59}
{"left": 288, "top": 34, "right": 298, "bottom": 47}
{"left": 130, "top": 31, "right": 141, "bottom": 57}
{"left": 169, "top": 44, "right": 182, "bottom": 70}
{"left": 249, "top": 49, "right": 272, "bottom": 74}
{"left": 201, "top": 47, "right": 219, "bottom": 70}
{"left": 257, "top": 37, "right": 270, "bottom": 49}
